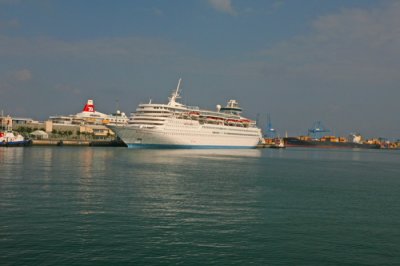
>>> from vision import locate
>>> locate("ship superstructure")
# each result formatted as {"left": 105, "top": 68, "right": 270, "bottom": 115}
{"left": 49, "top": 99, "right": 128, "bottom": 125}
{"left": 108, "top": 79, "right": 263, "bottom": 148}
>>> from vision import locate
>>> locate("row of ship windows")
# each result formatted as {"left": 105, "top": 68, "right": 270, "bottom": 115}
{"left": 161, "top": 132, "right": 256, "bottom": 137}
{"left": 135, "top": 111, "right": 171, "bottom": 114}
{"left": 148, "top": 107, "right": 172, "bottom": 110}
{"left": 165, "top": 124, "right": 258, "bottom": 133}
{"left": 137, "top": 109, "right": 239, "bottom": 120}
{"left": 133, "top": 117, "right": 166, "bottom": 121}
{"left": 224, "top": 132, "right": 260, "bottom": 137}
{"left": 202, "top": 126, "right": 258, "bottom": 132}
{"left": 164, "top": 129, "right": 257, "bottom": 137}
{"left": 129, "top": 120, "right": 258, "bottom": 131}
{"left": 142, "top": 106, "right": 201, "bottom": 112}
{"left": 132, "top": 115, "right": 255, "bottom": 127}
{"left": 130, "top": 122, "right": 258, "bottom": 132}
{"left": 129, "top": 122, "right": 163, "bottom": 125}
{"left": 166, "top": 123, "right": 196, "bottom": 126}
{"left": 140, "top": 107, "right": 182, "bottom": 112}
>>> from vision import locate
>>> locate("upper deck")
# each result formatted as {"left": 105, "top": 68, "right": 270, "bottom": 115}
{"left": 128, "top": 79, "right": 257, "bottom": 128}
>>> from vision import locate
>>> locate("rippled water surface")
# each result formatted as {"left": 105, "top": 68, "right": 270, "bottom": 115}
{"left": 1, "top": 147, "right": 400, "bottom": 265}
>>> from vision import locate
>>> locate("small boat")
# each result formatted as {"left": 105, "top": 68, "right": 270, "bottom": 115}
{"left": 189, "top": 111, "right": 200, "bottom": 117}
{"left": 0, "top": 130, "right": 31, "bottom": 147}
{"left": 270, "top": 138, "right": 286, "bottom": 149}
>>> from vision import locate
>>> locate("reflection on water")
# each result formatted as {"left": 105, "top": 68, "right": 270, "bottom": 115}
{"left": 1, "top": 147, "right": 400, "bottom": 265}
{"left": 0, "top": 147, "right": 24, "bottom": 165}
{"left": 124, "top": 148, "right": 262, "bottom": 165}
{"left": 270, "top": 147, "right": 400, "bottom": 163}
{"left": 0, "top": 148, "right": 25, "bottom": 181}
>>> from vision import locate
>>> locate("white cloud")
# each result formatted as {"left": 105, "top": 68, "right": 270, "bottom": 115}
{"left": 13, "top": 69, "right": 32, "bottom": 81}
{"left": 0, "top": 35, "right": 177, "bottom": 60}
{"left": 56, "top": 84, "right": 81, "bottom": 95}
{"left": 258, "top": 1, "right": 400, "bottom": 89}
{"left": 154, "top": 8, "right": 163, "bottom": 16}
{"left": 272, "top": 0, "right": 284, "bottom": 9}
{"left": 0, "top": 69, "right": 31, "bottom": 97}
{"left": 208, "top": 0, "right": 236, "bottom": 15}
{"left": 237, "top": 1, "right": 400, "bottom": 137}
{"left": 0, "top": 0, "right": 21, "bottom": 5}
{"left": 0, "top": 19, "right": 20, "bottom": 29}
{"left": 0, "top": 81, "right": 11, "bottom": 96}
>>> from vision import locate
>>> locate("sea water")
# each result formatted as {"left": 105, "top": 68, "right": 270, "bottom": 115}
{"left": 1, "top": 147, "right": 399, "bottom": 265}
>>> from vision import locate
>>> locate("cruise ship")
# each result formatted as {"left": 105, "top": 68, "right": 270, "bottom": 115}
{"left": 49, "top": 99, "right": 128, "bottom": 125}
{"left": 108, "top": 79, "right": 263, "bottom": 149}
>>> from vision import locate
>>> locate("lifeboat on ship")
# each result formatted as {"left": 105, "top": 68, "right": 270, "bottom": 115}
{"left": 206, "top": 116, "right": 224, "bottom": 124}
{"left": 189, "top": 111, "right": 200, "bottom": 119}
{"left": 226, "top": 119, "right": 240, "bottom": 126}
{"left": 240, "top": 119, "right": 251, "bottom": 127}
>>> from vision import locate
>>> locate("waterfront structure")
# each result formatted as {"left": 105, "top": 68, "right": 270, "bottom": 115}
{"left": 108, "top": 79, "right": 263, "bottom": 149}
{"left": 284, "top": 122, "right": 380, "bottom": 149}
{"left": 49, "top": 99, "right": 128, "bottom": 126}
{"left": 8, "top": 117, "right": 115, "bottom": 140}
{"left": 0, "top": 114, "right": 31, "bottom": 146}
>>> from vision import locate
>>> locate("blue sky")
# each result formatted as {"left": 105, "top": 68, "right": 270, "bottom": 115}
{"left": 1, "top": 0, "right": 399, "bottom": 138}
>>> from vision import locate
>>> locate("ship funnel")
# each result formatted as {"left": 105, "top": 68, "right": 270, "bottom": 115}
{"left": 83, "top": 99, "right": 95, "bottom": 112}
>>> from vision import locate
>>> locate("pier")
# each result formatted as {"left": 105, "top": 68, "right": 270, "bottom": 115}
{"left": 31, "top": 139, "right": 126, "bottom": 147}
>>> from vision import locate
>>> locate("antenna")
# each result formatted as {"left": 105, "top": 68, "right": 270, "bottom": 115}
{"left": 115, "top": 99, "right": 119, "bottom": 111}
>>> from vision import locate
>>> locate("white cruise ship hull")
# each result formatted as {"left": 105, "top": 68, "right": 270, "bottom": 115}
{"left": 110, "top": 79, "right": 263, "bottom": 149}
{"left": 109, "top": 124, "right": 262, "bottom": 149}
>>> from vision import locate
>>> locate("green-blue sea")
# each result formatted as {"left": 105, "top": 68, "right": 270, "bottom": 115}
{"left": 1, "top": 147, "right": 400, "bottom": 265}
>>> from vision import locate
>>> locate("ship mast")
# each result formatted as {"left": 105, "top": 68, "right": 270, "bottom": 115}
{"left": 168, "top": 78, "right": 183, "bottom": 107}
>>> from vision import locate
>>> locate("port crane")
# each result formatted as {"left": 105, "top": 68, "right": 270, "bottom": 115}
{"left": 264, "top": 114, "right": 277, "bottom": 138}
{"left": 308, "top": 121, "right": 330, "bottom": 139}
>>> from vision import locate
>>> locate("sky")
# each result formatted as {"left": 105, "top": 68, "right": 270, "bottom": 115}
{"left": 0, "top": 0, "right": 399, "bottom": 138}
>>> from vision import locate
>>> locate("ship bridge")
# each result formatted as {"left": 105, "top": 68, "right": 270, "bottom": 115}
{"left": 220, "top": 100, "right": 242, "bottom": 115}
